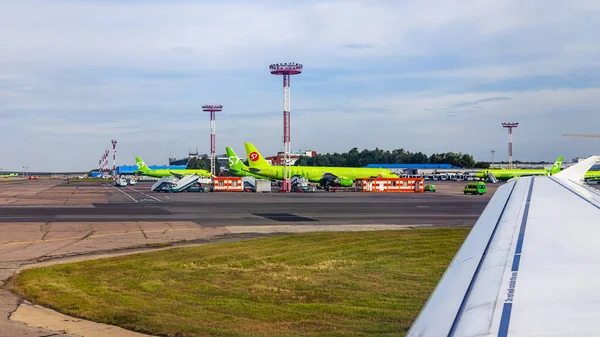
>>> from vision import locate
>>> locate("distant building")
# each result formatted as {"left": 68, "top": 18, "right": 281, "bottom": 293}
{"left": 169, "top": 149, "right": 200, "bottom": 166}
{"left": 168, "top": 152, "right": 229, "bottom": 173}
{"left": 267, "top": 150, "right": 317, "bottom": 166}
{"left": 363, "top": 163, "right": 463, "bottom": 175}
{"left": 116, "top": 165, "right": 187, "bottom": 175}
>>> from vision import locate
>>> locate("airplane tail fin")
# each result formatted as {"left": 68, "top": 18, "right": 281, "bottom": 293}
{"left": 135, "top": 157, "right": 150, "bottom": 172}
{"left": 550, "top": 156, "right": 563, "bottom": 174}
{"left": 555, "top": 155, "right": 599, "bottom": 183}
{"left": 244, "top": 143, "right": 271, "bottom": 168}
{"left": 226, "top": 147, "right": 247, "bottom": 171}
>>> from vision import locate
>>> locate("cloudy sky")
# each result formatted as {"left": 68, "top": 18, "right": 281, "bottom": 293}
{"left": 1, "top": 0, "right": 599, "bottom": 171}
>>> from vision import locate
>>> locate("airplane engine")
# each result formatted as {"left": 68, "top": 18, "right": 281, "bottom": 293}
{"left": 339, "top": 178, "right": 353, "bottom": 187}
{"left": 319, "top": 174, "right": 353, "bottom": 187}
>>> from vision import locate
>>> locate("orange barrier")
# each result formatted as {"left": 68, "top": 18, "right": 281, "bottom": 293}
{"left": 356, "top": 178, "right": 425, "bottom": 193}
{"left": 212, "top": 177, "right": 243, "bottom": 192}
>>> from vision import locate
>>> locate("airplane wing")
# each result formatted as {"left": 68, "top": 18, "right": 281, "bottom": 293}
{"left": 407, "top": 155, "right": 600, "bottom": 337}
{"left": 169, "top": 171, "right": 185, "bottom": 179}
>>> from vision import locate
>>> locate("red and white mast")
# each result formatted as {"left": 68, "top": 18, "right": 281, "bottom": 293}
{"left": 202, "top": 105, "right": 223, "bottom": 178}
{"left": 111, "top": 139, "right": 117, "bottom": 178}
{"left": 502, "top": 122, "right": 519, "bottom": 169}
{"left": 269, "top": 62, "right": 303, "bottom": 192}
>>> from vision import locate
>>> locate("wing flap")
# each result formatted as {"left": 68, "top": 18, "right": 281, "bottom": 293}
{"left": 407, "top": 181, "right": 522, "bottom": 336}
{"left": 408, "top": 157, "right": 600, "bottom": 337}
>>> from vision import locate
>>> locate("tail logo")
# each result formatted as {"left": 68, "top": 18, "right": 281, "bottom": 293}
{"left": 249, "top": 152, "right": 260, "bottom": 162}
{"left": 136, "top": 161, "right": 145, "bottom": 170}
{"left": 228, "top": 156, "right": 241, "bottom": 166}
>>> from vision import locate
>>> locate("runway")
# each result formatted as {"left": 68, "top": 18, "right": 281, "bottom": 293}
{"left": 0, "top": 181, "right": 495, "bottom": 226}
{"left": 0, "top": 179, "right": 496, "bottom": 337}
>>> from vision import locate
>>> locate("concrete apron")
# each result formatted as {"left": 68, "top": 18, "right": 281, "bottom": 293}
{"left": 6, "top": 224, "right": 427, "bottom": 337}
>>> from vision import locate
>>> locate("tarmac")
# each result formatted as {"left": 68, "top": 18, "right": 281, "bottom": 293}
{"left": 0, "top": 179, "right": 499, "bottom": 336}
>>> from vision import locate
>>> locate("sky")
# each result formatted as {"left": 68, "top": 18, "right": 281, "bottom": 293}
{"left": 1, "top": 0, "right": 600, "bottom": 171}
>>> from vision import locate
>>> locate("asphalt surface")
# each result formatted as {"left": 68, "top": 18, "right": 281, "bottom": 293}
{"left": 0, "top": 179, "right": 498, "bottom": 337}
{"left": 0, "top": 180, "right": 497, "bottom": 227}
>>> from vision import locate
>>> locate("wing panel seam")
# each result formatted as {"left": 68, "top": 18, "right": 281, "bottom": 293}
{"left": 447, "top": 181, "right": 519, "bottom": 337}
{"left": 549, "top": 177, "right": 600, "bottom": 210}
{"left": 498, "top": 177, "right": 535, "bottom": 337}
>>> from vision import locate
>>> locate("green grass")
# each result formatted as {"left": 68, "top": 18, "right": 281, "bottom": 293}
{"left": 12, "top": 229, "right": 469, "bottom": 337}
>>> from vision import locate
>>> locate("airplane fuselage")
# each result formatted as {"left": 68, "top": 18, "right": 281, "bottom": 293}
{"left": 137, "top": 169, "right": 211, "bottom": 178}
{"left": 243, "top": 165, "right": 397, "bottom": 183}
{"left": 475, "top": 169, "right": 550, "bottom": 181}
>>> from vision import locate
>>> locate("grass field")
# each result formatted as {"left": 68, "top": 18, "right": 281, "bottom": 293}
{"left": 12, "top": 229, "right": 470, "bottom": 337}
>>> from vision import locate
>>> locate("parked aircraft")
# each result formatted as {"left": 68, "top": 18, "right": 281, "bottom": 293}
{"left": 242, "top": 143, "right": 398, "bottom": 187}
{"left": 225, "top": 147, "right": 270, "bottom": 180}
{"left": 406, "top": 155, "right": 600, "bottom": 337}
{"left": 474, "top": 156, "right": 563, "bottom": 181}
{"left": 585, "top": 170, "right": 600, "bottom": 181}
{"left": 1, "top": 173, "right": 18, "bottom": 178}
{"left": 134, "top": 157, "right": 211, "bottom": 178}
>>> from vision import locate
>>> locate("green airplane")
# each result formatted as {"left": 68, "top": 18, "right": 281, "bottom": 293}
{"left": 242, "top": 142, "right": 398, "bottom": 187}
{"left": 225, "top": 147, "right": 270, "bottom": 180}
{"left": 585, "top": 170, "right": 600, "bottom": 181}
{"left": 135, "top": 157, "right": 211, "bottom": 178}
{"left": 475, "top": 156, "right": 563, "bottom": 181}
{"left": 1, "top": 173, "right": 18, "bottom": 178}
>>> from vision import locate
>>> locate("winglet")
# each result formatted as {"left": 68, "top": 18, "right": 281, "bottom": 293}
{"left": 555, "top": 155, "right": 600, "bottom": 182}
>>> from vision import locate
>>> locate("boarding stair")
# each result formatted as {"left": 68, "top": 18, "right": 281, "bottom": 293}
{"left": 151, "top": 176, "right": 176, "bottom": 192}
{"left": 487, "top": 173, "right": 499, "bottom": 183}
{"left": 168, "top": 174, "right": 201, "bottom": 192}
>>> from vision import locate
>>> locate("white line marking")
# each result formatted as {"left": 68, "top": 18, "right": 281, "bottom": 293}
{"left": 127, "top": 187, "right": 164, "bottom": 202}
{"left": 110, "top": 185, "right": 138, "bottom": 202}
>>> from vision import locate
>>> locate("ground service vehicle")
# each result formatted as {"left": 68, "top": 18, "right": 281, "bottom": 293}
{"left": 463, "top": 182, "right": 486, "bottom": 195}
{"left": 424, "top": 184, "right": 436, "bottom": 192}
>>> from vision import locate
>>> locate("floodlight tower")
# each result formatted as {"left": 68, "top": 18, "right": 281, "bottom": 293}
{"left": 202, "top": 105, "right": 223, "bottom": 178}
{"left": 111, "top": 139, "right": 117, "bottom": 178}
{"left": 502, "top": 122, "right": 519, "bottom": 169}
{"left": 491, "top": 150, "right": 495, "bottom": 166}
{"left": 104, "top": 150, "right": 109, "bottom": 174}
{"left": 269, "top": 62, "right": 303, "bottom": 192}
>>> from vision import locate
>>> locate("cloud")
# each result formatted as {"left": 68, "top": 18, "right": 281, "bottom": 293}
{"left": 1, "top": 0, "right": 600, "bottom": 170}
{"left": 338, "top": 43, "right": 376, "bottom": 50}
{"left": 452, "top": 97, "right": 511, "bottom": 108}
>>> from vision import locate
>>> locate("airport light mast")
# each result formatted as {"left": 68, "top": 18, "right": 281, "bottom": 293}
{"left": 202, "top": 104, "right": 223, "bottom": 179}
{"left": 491, "top": 150, "right": 495, "bottom": 166}
{"left": 104, "top": 150, "right": 109, "bottom": 175}
{"left": 270, "top": 62, "right": 303, "bottom": 192}
{"left": 111, "top": 139, "right": 117, "bottom": 178}
{"left": 502, "top": 122, "right": 519, "bottom": 169}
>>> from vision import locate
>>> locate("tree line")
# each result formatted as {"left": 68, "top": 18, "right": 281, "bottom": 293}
{"left": 294, "top": 147, "right": 488, "bottom": 169}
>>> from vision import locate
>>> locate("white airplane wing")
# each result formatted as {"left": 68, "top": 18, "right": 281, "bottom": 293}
{"left": 407, "top": 155, "right": 600, "bottom": 337}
